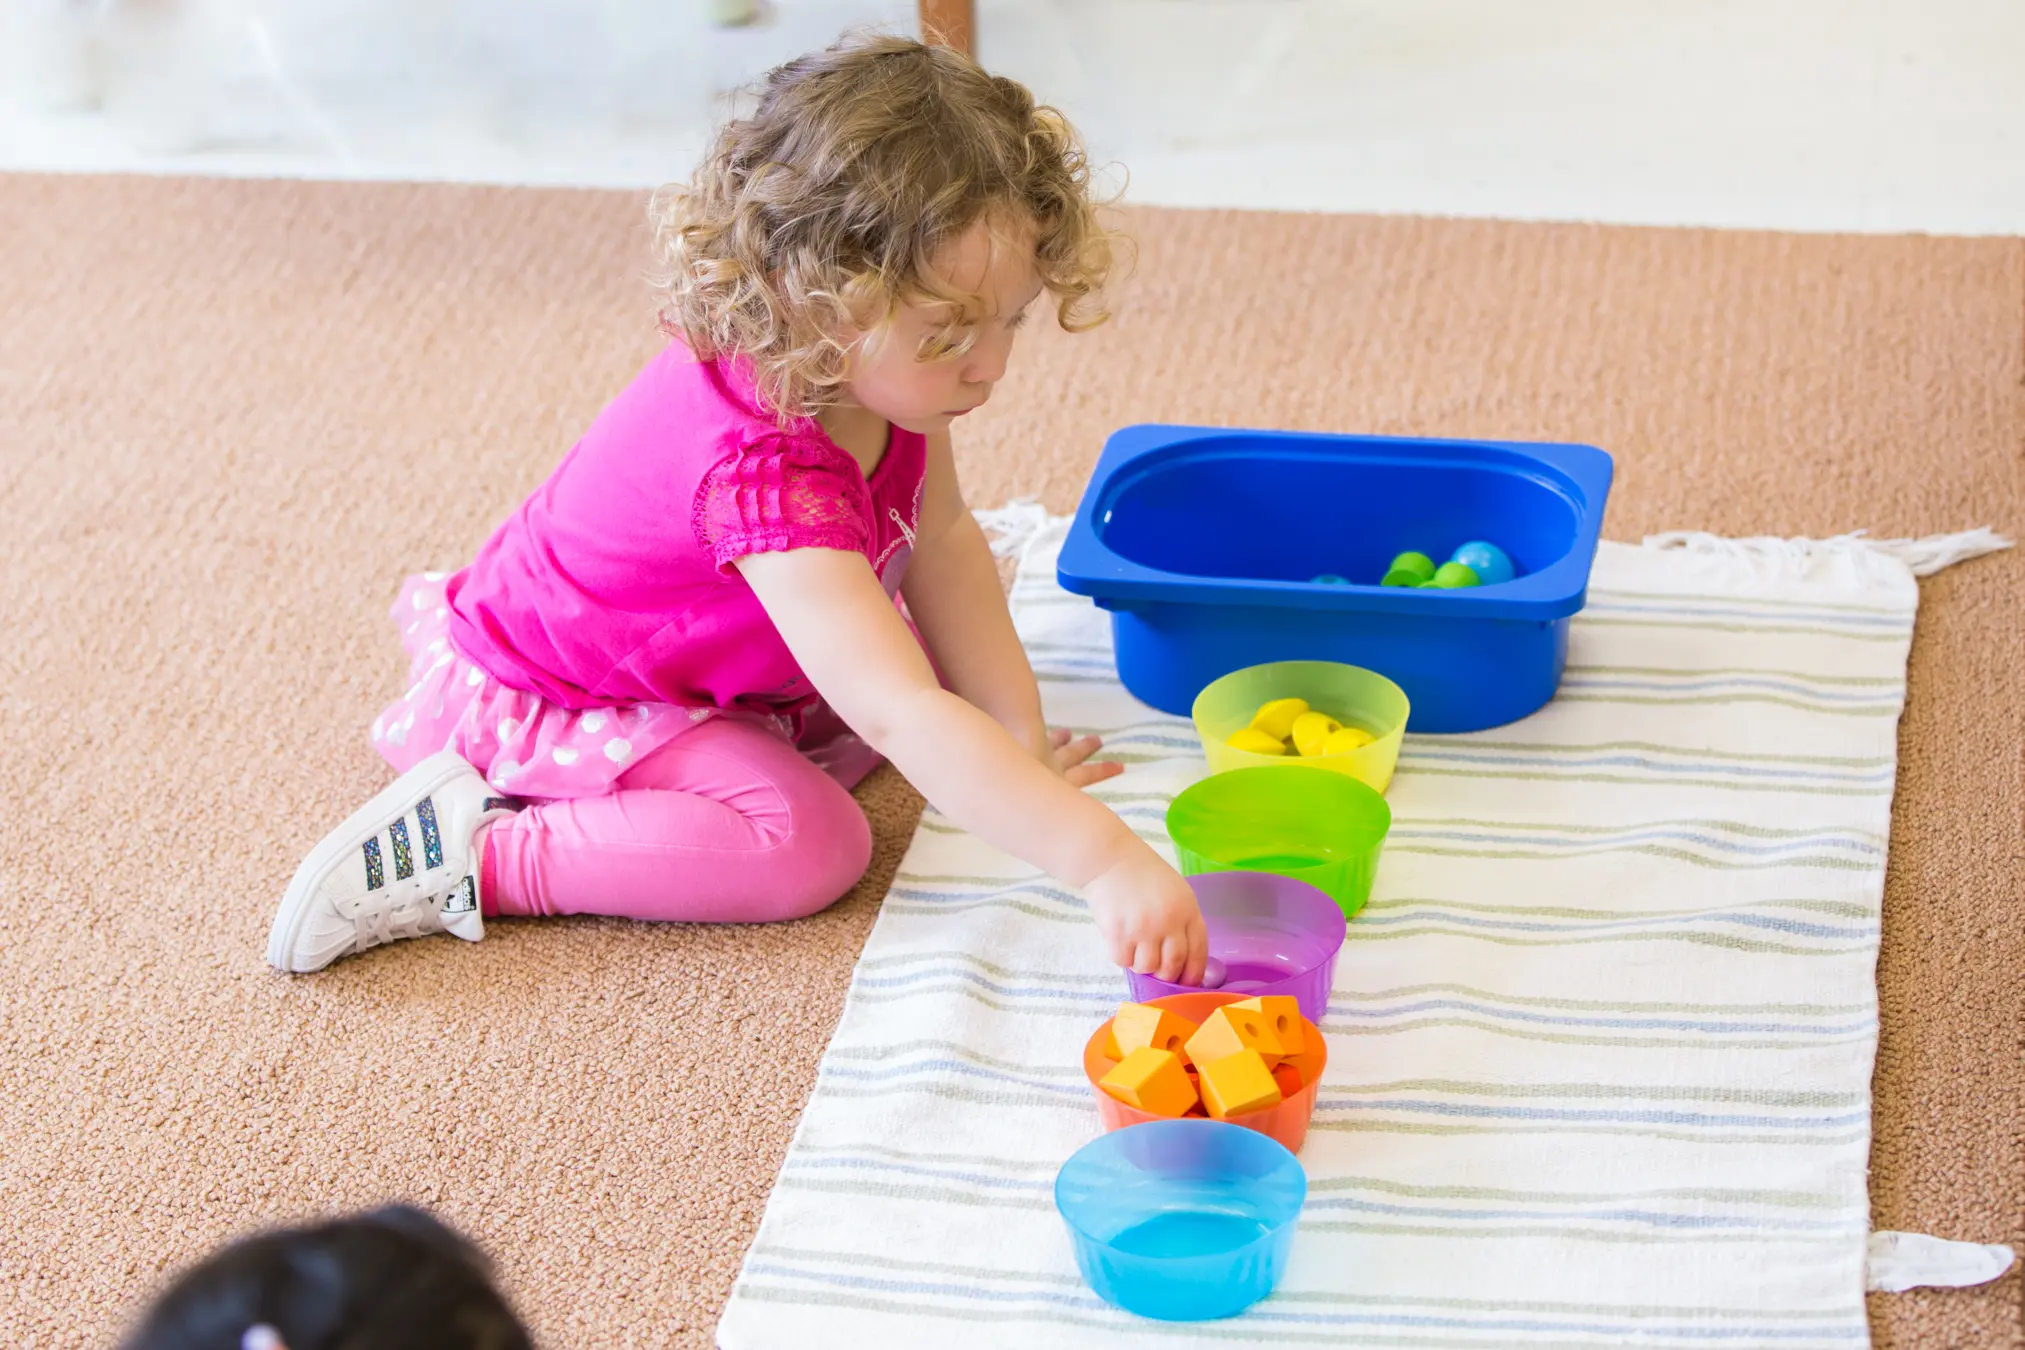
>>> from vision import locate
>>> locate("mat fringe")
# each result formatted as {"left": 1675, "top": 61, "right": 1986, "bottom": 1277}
{"left": 1868, "top": 1231, "right": 2017, "bottom": 1293}
{"left": 1642, "top": 527, "right": 2012, "bottom": 581}
{"left": 973, "top": 499, "right": 1058, "bottom": 559}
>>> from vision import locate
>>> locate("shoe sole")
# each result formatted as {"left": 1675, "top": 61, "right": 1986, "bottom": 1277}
{"left": 267, "top": 749, "right": 478, "bottom": 973}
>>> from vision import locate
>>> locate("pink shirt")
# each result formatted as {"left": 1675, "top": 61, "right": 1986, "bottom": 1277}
{"left": 445, "top": 345, "right": 927, "bottom": 725}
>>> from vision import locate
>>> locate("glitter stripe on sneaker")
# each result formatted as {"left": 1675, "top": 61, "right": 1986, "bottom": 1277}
{"left": 388, "top": 818, "right": 415, "bottom": 880}
{"left": 416, "top": 797, "right": 443, "bottom": 869}
{"left": 362, "top": 837, "right": 385, "bottom": 891}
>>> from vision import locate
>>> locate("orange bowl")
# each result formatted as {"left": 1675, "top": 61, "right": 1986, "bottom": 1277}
{"left": 1082, "top": 990, "right": 1327, "bottom": 1154}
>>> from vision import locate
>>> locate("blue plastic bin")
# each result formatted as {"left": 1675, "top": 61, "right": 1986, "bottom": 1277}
{"left": 1056, "top": 426, "right": 1614, "bottom": 733}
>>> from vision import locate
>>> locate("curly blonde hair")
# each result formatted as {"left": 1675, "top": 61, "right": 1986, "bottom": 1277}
{"left": 650, "top": 34, "right": 1122, "bottom": 421}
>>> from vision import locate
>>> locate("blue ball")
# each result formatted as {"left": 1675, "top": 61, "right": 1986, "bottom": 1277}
{"left": 1450, "top": 540, "right": 1514, "bottom": 586}
{"left": 1310, "top": 573, "right": 1351, "bottom": 586}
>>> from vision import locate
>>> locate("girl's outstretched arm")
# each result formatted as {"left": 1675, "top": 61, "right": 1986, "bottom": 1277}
{"left": 897, "top": 433, "right": 1117, "bottom": 782}
{"left": 737, "top": 545, "right": 1207, "bottom": 981}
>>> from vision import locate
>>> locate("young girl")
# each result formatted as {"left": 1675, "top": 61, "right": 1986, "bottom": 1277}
{"left": 120, "top": 1206, "right": 529, "bottom": 1350}
{"left": 268, "top": 35, "right": 1209, "bottom": 984}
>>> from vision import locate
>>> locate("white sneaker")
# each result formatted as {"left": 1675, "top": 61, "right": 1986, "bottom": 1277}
{"left": 268, "top": 750, "right": 518, "bottom": 973}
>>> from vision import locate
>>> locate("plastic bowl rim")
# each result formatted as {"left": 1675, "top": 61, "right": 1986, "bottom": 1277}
{"left": 1192, "top": 660, "right": 1412, "bottom": 762}
{"left": 1052, "top": 1118, "right": 1309, "bottom": 1249}
{"left": 1081, "top": 990, "right": 1331, "bottom": 1132}
{"left": 1168, "top": 760, "right": 1395, "bottom": 842}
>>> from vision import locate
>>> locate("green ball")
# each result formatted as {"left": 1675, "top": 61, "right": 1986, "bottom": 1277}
{"left": 1430, "top": 561, "right": 1481, "bottom": 588}
{"left": 1379, "top": 568, "right": 1423, "bottom": 588}
{"left": 1387, "top": 551, "right": 1436, "bottom": 582}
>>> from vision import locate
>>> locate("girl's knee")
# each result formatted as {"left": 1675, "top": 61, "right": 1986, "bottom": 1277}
{"left": 762, "top": 792, "right": 873, "bottom": 922}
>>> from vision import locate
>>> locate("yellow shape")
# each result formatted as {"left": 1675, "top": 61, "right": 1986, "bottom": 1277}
{"left": 1230, "top": 995, "right": 1306, "bottom": 1056}
{"left": 1099, "top": 1047, "right": 1199, "bottom": 1118}
{"left": 1197, "top": 1049, "right": 1283, "bottom": 1119}
{"left": 1291, "top": 710, "right": 1344, "bottom": 758}
{"left": 1323, "top": 725, "right": 1375, "bottom": 755}
{"left": 1225, "top": 727, "right": 1288, "bottom": 756}
{"left": 1185, "top": 1004, "right": 1288, "bottom": 1067}
{"left": 1108, "top": 1003, "right": 1199, "bottom": 1060}
{"left": 1248, "top": 698, "right": 1309, "bottom": 741}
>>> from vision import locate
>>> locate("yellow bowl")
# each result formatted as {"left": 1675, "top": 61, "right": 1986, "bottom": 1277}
{"left": 1193, "top": 661, "right": 1409, "bottom": 793}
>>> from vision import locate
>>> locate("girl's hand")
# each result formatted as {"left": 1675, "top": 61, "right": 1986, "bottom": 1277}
{"left": 1046, "top": 727, "right": 1123, "bottom": 789}
{"left": 1084, "top": 847, "right": 1210, "bottom": 984}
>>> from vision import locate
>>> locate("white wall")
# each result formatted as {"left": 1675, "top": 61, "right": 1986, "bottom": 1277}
{"left": 2, "top": 0, "right": 2019, "bottom": 234}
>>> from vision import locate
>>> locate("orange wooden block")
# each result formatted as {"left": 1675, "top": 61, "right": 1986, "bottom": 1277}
{"left": 1230, "top": 995, "right": 1306, "bottom": 1057}
{"left": 1105, "top": 1002, "right": 1199, "bottom": 1061}
{"left": 1281, "top": 1041, "right": 1326, "bottom": 1091}
{"left": 1098, "top": 1047, "right": 1199, "bottom": 1118}
{"left": 1197, "top": 1049, "right": 1283, "bottom": 1119}
{"left": 1184, "top": 1005, "right": 1287, "bottom": 1068}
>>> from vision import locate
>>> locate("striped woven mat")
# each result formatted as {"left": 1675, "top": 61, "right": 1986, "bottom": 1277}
{"left": 717, "top": 517, "right": 1970, "bottom": 1350}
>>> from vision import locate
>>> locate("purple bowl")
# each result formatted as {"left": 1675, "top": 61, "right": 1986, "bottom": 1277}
{"left": 1126, "top": 872, "right": 1346, "bottom": 1024}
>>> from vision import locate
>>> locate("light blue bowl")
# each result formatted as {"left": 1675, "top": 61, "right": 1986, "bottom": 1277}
{"left": 1054, "top": 1120, "right": 1306, "bottom": 1321}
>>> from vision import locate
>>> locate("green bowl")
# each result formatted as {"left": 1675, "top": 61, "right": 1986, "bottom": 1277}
{"left": 1165, "top": 764, "right": 1391, "bottom": 920}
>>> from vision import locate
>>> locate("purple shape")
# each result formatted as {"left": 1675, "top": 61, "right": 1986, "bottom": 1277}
{"left": 1201, "top": 957, "right": 1228, "bottom": 989}
{"left": 1127, "top": 872, "right": 1346, "bottom": 1023}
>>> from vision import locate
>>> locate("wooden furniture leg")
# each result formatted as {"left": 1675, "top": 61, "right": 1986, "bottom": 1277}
{"left": 920, "top": 0, "right": 975, "bottom": 57}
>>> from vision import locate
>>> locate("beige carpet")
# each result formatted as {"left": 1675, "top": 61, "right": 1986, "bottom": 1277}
{"left": 0, "top": 174, "right": 2018, "bottom": 1349}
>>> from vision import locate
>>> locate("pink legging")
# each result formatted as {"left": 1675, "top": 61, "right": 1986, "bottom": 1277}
{"left": 478, "top": 716, "right": 874, "bottom": 923}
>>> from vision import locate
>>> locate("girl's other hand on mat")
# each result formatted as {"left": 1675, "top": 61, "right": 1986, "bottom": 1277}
{"left": 1085, "top": 846, "right": 1209, "bottom": 984}
{"left": 1047, "top": 727, "right": 1123, "bottom": 789}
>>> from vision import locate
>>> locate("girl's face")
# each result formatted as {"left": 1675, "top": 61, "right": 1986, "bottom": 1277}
{"left": 841, "top": 218, "right": 1045, "bottom": 436}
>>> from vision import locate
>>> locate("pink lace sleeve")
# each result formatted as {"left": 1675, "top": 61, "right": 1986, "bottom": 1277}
{"left": 693, "top": 436, "right": 873, "bottom": 573}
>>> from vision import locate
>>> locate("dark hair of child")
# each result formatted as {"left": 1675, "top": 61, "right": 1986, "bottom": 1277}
{"left": 120, "top": 1205, "right": 532, "bottom": 1350}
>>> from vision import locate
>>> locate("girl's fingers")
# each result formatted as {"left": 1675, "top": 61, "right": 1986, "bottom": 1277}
{"left": 1130, "top": 938, "right": 1162, "bottom": 975}
{"left": 1048, "top": 727, "right": 1074, "bottom": 749}
{"left": 1066, "top": 760, "right": 1124, "bottom": 788}
{"left": 1156, "top": 932, "right": 1189, "bottom": 983}
{"left": 1183, "top": 914, "right": 1210, "bottom": 987}
{"left": 1056, "top": 734, "right": 1105, "bottom": 767}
